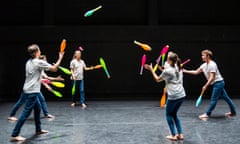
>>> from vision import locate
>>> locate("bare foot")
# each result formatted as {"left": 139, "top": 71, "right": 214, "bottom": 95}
{"left": 225, "top": 112, "right": 236, "bottom": 117}
{"left": 166, "top": 135, "right": 177, "bottom": 141}
{"left": 199, "top": 113, "right": 209, "bottom": 119}
{"left": 36, "top": 130, "right": 48, "bottom": 135}
{"left": 11, "top": 136, "right": 26, "bottom": 141}
{"left": 71, "top": 103, "right": 76, "bottom": 107}
{"left": 82, "top": 103, "right": 87, "bottom": 109}
{"left": 177, "top": 134, "right": 184, "bottom": 140}
{"left": 8, "top": 117, "right": 18, "bottom": 121}
{"left": 45, "top": 114, "right": 55, "bottom": 119}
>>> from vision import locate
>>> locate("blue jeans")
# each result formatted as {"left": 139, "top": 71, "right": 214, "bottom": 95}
{"left": 10, "top": 92, "right": 27, "bottom": 117}
{"left": 206, "top": 80, "right": 236, "bottom": 116}
{"left": 11, "top": 93, "right": 42, "bottom": 137}
{"left": 9, "top": 92, "right": 49, "bottom": 117}
{"left": 38, "top": 92, "right": 49, "bottom": 116}
{"left": 166, "top": 97, "right": 185, "bottom": 136}
{"left": 72, "top": 80, "right": 85, "bottom": 104}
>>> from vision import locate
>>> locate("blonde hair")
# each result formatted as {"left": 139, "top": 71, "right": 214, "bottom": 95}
{"left": 201, "top": 49, "right": 213, "bottom": 59}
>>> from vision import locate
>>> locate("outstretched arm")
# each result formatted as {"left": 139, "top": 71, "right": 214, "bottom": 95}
{"left": 84, "top": 66, "right": 94, "bottom": 71}
{"left": 183, "top": 67, "right": 202, "bottom": 75}
{"left": 44, "top": 75, "right": 64, "bottom": 81}
{"left": 42, "top": 71, "right": 64, "bottom": 81}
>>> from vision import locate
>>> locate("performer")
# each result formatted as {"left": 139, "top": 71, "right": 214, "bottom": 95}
{"left": 11, "top": 44, "right": 64, "bottom": 141}
{"left": 70, "top": 50, "right": 94, "bottom": 108}
{"left": 183, "top": 49, "right": 236, "bottom": 119}
{"left": 8, "top": 55, "right": 64, "bottom": 121}
{"left": 145, "top": 52, "right": 185, "bottom": 141}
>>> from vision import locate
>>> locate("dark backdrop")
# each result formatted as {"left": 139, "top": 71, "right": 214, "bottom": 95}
{"left": 0, "top": 0, "right": 240, "bottom": 101}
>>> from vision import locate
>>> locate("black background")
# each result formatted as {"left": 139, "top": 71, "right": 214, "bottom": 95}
{"left": 0, "top": 0, "right": 239, "bottom": 101}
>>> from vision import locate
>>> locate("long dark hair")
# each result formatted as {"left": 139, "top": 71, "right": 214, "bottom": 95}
{"left": 168, "top": 53, "right": 182, "bottom": 79}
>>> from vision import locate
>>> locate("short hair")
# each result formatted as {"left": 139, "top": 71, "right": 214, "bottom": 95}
{"left": 28, "top": 44, "right": 39, "bottom": 58}
{"left": 201, "top": 49, "right": 213, "bottom": 59}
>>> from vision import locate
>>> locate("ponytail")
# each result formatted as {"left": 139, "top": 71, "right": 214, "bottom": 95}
{"left": 168, "top": 52, "right": 182, "bottom": 79}
{"left": 177, "top": 57, "right": 182, "bottom": 70}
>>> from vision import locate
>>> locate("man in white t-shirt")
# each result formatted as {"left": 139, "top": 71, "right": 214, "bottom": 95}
{"left": 183, "top": 49, "right": 236, "bottom": 119}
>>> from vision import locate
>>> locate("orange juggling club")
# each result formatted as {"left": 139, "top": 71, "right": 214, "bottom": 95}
{"left": 94, "top": 64, "right": 102, "bottom": 69}
{"left": 134, "top": 40, "right": 152, "bottom": 51}
{"left": 160, "top": 86, "right": 167, "bottom": 108}
{"left": 60, "top": 39, "right": 67, "bottom": 52}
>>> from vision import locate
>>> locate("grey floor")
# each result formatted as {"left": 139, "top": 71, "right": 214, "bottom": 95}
{"left": 0, "top": 99, "right": 239, "bottom": 144}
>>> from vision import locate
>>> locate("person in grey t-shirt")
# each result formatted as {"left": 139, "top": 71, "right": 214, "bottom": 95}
{"left": 11, "top": 44, "right": 64, "bottom": 141}
{"left": 8, "top": 55, "right": 64, "bottom": 121}
{"left": 145, "top": 52, "right": 186, "bottom": 141}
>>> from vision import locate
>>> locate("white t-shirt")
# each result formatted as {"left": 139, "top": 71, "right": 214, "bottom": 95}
{"left": 23, "top": 58, "right": 51, "bottom": 93}
{"left": 200, "top": 60, "right": 223, "bottom": 85}
{"left": 160, "top": 66, "right": 186, "bottom": 100}
{"left": 70, "top": 59, "right": 86, "bottom": 80}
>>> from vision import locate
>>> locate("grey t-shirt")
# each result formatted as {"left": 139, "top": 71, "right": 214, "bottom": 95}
{"left": 23, "top": 58, "right": 51, "bottom": 93}
{"left": 160, "top": 66, "right": 186, "bottom": 100}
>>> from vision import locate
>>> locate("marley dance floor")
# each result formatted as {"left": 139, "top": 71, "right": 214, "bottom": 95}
{"left": 0, "top": 99, "right": 239, "bottom": 144}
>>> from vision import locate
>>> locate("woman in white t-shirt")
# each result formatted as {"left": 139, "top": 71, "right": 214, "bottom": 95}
{"left": 70, "top": 50, "right": 94, "bottom": 108}
{"left": 145, "top": 52, "right": 186, "bottom": 141}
